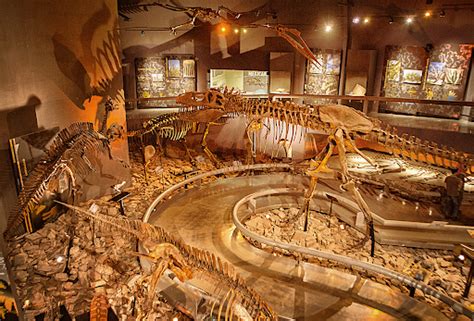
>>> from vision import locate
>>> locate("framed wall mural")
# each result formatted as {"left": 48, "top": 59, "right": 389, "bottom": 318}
{"left": 402, "top": 69, "right": 423, "bottom": 84}
{"left": 183, "top": 59, "right": 195, "bottom": 78}
{"left": 326, "top": 53, "right": 341, "bottom": 75}
{"left": 426, "top": 62, "right": 445, "bottom": 85}
{"left": 166, "top": 58, "right": 181, "bottom": 78}
{"left": 444, "top": 67, "right": 463, "bottom": 85}
{"left": 380, "top": 44, "right": 473, "bottom": 119}
{"left": 305, "top": 49, "right": 342, "bottom": 96}
{"left": 385, "top": 60, "right": 401, "bottom": 82}
{"left": 135, "top": 56, "right": 196, "bottom": 108}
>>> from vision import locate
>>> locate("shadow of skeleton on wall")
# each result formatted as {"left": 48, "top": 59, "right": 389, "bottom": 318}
{"left": 51, "top": 2, "right": 124, "bottom": 129}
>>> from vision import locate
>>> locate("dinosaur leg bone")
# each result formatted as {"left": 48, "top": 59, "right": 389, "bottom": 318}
{"left": 342, "top": 129, "right": 378, "bottom": 169}
{"left": 180, "top": 137, "right": 196, "bottom": 166}
{"left": 287, "top": 141, "right": 336, "bottom": 225}
{"left": 246, "top": 118, "right": 266, "bottom": 164}
{"left": 201, "top": 122, "right": 224, "bottom": 167}
{"left": 333, "top": 129, "right": 374, "bottom": 245}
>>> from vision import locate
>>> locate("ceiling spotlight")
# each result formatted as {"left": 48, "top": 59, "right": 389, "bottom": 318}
{"left": 406, "top": 17, "right": 414, "bottom": 24}
{"left": 233, "top": 28, "right": 239, "bottom": 34}
{"left": 389, "top": 16, "right": 394, "bottom": 24}
{"left": 220, "top": 26, "right": 227, "bottom": 32}
{"left": 458, "top": 254, "right": 465, "bottom": 261}
{"left": 352, "top": 17, "right": 360, "bottom": 24}
{"left": 324, "top": 24, "right": 332, "bottom": 32}
{"left": 424, "top": 11, "right": 431, "bottom": 17}
{"left": 439, "top": 10, "right": 446, "bottom": 17}
{"left": 363, "top": 17, "right": 370, "bottom": 24}
{"left": 242, "top": 28, "right": 248, "bottom": 34}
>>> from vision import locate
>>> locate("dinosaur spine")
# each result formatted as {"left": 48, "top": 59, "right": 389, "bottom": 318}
{"left": 4, "top": 123, "right": 111, "bottom": 240}
{"left": 60, "top": 202, "right": 277, "bottom": 320}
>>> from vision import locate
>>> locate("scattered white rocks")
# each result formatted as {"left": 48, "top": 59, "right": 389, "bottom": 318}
{"left": 244, "top": 207, "right": 474, "bottom": 318}
{"left": 7, "top": 150, "right": 217, "bottom": 320}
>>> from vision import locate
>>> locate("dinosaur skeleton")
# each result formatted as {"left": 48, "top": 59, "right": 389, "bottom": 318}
{"left": 58, "top": 201, "right": 277, "bottom": 321}
{"left": 173, "top": 88, "right": 473, "bottom": 236}
{"left": 4, "top": 121, "right": 125, "bottom": 240}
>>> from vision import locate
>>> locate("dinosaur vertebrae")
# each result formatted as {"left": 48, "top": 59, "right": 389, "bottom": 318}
{"left": 366, "top": 127, "right": 474, "bottom": 173}
{"left": 4, "top": 123, "right": 110, "bottom": 240}
{"left": 128, "top": 113, "right": 192, "bottom": 141}
{"left": 69, "top": 206, "right": 276, "bottom": 320}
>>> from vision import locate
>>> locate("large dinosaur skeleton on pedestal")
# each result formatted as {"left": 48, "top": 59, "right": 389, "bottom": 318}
{"left": 174, "top": 89, "right": 473, "bottom": 237}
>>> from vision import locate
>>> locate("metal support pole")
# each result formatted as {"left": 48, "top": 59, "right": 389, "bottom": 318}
{"left": 463, "top": 260, "right": 473, "bottom": 298}
{"left": 370, "top": 221, "right": 375, "bottom": 257}
{"left": 409, "top": 272, "right": 424, "bottom": 297}
{"left": 303, "top": 203, "right": 310, "bottom": 232}
{"left": 119, "top": 200, "right": 126, "bottom": 216}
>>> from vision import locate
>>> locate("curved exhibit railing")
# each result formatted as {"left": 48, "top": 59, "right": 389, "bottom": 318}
{"left": 140, "top": 163, "right": 293, "bottom": 270}
{"left": 142, "top": 163, "right": 293, "bottom": 223}
{"left": 232, "top": 188, "right": 474, "bottom": 320}
{"left": 142, "top": 164, "right": 473, "bottom": 320}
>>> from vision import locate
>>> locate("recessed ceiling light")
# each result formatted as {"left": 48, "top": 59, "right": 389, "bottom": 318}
{"left": 352, "top": 17, "right": 360, "bottom": 24}
{"left": 363, "top": 17, "right": 370, "bottom": 24}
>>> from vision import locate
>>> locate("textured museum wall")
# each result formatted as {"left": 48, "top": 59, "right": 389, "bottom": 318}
{"left": 120, "top": 0, "right": 474, "bottom": 99}
{"left": 0, "top": 0, "right": 128, "bottom": 233}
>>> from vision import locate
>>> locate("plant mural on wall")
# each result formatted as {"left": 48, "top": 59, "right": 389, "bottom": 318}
{"left": 305, "top": 49, "right": 341, "bottom": 97}
{"left": 135, "top": 57, "right": 196, "bottom": 108}
{"left": 381, "top": 44, "right": 474, "bottom": 118}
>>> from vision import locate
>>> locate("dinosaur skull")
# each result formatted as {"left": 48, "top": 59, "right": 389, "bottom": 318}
{"left": 176, "top": 89, "right": 226, "bottom": 110}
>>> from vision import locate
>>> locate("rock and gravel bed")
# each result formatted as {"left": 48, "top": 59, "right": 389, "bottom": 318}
{"left": 244, "top": 207, "right": 474, "bottom": 319}
{"left": 6, "top": 151, "right": 217, "bottom": 320}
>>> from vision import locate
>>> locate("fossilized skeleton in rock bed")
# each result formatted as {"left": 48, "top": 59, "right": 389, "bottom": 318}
{"left": 59, "top": 201, "right": 277, "bottom": 321}
{"left": 4, "top": 121, "right": 127, "bottom": 240}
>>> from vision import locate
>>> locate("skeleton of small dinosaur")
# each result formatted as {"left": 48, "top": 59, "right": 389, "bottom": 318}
{"left": 173, "top": 89, "right": 473, "bottom": 236}
{"left": 128, "top": 107, "right": 230, "bottom": 165}
{"left": 58, "top": 201, "right": 277, "bottom": 321}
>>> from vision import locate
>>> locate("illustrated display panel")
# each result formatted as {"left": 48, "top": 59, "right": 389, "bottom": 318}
{"left": 135, "top": 57, "right": 196, "bottom": 108}
{"left": 381, "top": 44, "right": 474, "bottom": 118}
{"left": 210, "top": 69, "right": 269, "bottom": 94}
{"left": 304, "top": 49, "right": 342, "bottom": 96}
